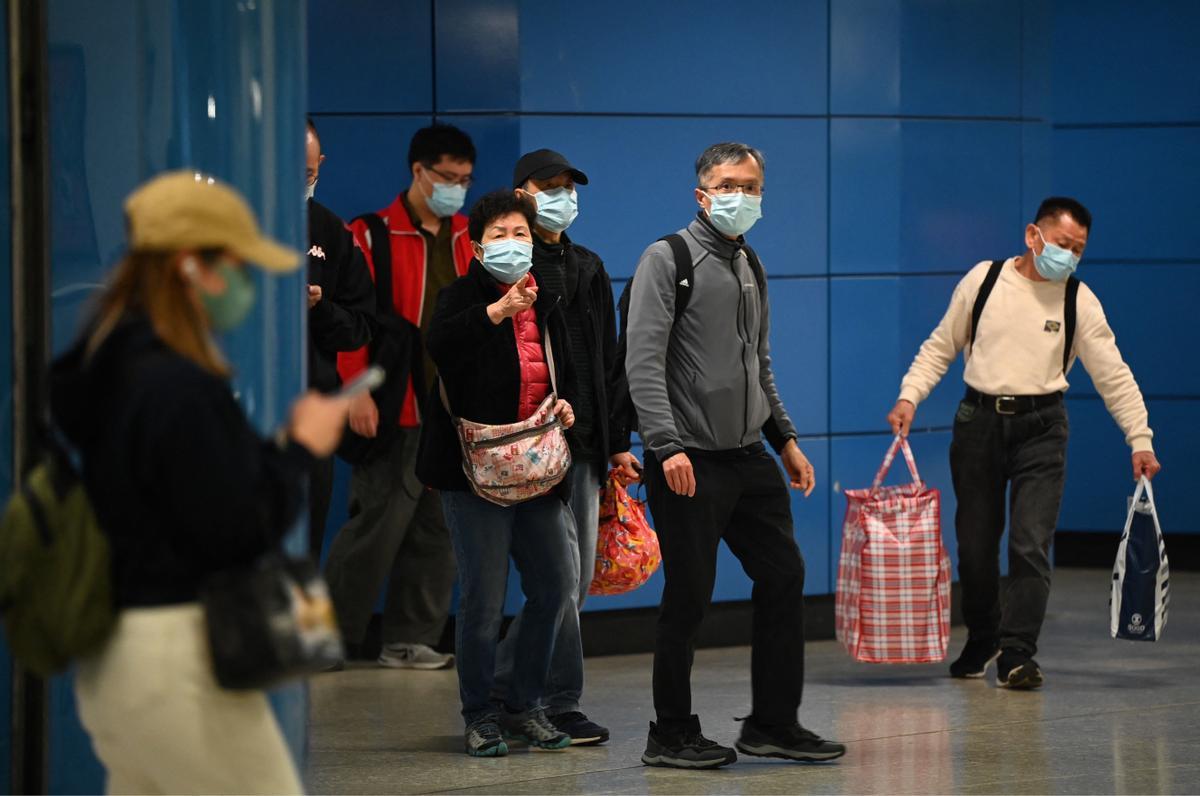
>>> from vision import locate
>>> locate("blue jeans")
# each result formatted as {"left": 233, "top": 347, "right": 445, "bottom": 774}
{"left": 494, "top": 459, "right": 602, "bottom": 715}
{"left": 442, "top": 490, "right": 576, "bottom": 723}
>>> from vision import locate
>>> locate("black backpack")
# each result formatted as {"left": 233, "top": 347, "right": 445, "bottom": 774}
{"left": 336, "top": 213, "right": 426, "bottom": 465}
{"left": 971, "top": 259, "right": 1080, "bottom": 375}
{"left": 610, "top": 233, "right": 766, "bottom": 443}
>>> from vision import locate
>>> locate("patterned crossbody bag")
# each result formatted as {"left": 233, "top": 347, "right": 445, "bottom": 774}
{"left": 438, "top": 328, "right": 572, "bottom": 507}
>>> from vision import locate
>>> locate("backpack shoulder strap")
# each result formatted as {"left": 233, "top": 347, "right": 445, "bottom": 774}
{"left": 658, "top": 233, "right": 693, "bottom": 322}
{"left": 970, "top": 259, "right": 1006, "bottom": 348}
{"left": 741, "top": 243, "right": 767, "bottom": 292}
{"left": 353, "top": 213, "right": 393, "bottom": 316}
{"left": 1063, "top": 275, "right": 1080, "bottom": 374}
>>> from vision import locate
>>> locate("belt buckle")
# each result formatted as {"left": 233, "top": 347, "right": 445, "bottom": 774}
{"left": 995, "top": 396, "right": 1018, "bottom": 415}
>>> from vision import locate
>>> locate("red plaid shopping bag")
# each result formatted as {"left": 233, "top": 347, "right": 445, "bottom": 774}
{"left": 836, "top": 435, "right": 950, "bottom": 663}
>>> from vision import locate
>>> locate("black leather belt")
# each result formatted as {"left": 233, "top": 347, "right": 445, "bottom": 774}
{"left": 964, "top": 387, "right": 1062, "bottom": 416}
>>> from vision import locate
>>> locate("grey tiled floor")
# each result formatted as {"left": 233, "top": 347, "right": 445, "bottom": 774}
{"left": 307, "top": 568, "right": 1200, "bottom": 794}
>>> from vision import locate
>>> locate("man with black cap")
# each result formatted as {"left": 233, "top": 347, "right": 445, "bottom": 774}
{"left": 490, "top": 149, "right": 640, "bottom": 745}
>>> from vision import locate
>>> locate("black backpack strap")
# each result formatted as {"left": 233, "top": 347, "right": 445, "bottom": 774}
{"left": 741, "top": 243, "right": 767, "bottom": 292}
{"left": 1063, "top": 275, "right": 1080, "bottom": 374}
{"left": 969, "top": 259, "right": 1006, "bottom": 351}
{"left": 353, "top": 213, "right": 393, "bottom": 317}
{"left": 658, "top": 233, "right": 693, "bottom": 322}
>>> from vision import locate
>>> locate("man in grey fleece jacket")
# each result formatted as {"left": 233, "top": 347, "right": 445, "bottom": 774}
{"left": 627, "top": 143, "right": 844, "bottom": 770}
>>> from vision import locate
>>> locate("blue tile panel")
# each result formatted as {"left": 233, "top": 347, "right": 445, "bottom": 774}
{"left": 830, "top": 119, "right": 1025, "bottom": 274}
{"left": 436, "top": 0, "right": 520, "bottom": 112}
{"left": 517, "top": 0, "right": 827, "bottom": 115}
{"left": 307, "top": 0, "right": 432, "bottom": 113}
{"left": 830, "top": 0, "right": 1023, "bottom": 118}
{"left": 1051, "top": 1, "right": 1200, "bottom": 125}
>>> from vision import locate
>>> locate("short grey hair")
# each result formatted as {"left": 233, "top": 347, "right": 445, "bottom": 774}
{"left": 695, "top": 142, "right": 765, "bottom": 186}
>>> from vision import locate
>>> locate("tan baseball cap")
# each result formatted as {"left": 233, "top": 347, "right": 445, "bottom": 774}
{"left": 124, "top": 170, "right": 299, "bottom": 272}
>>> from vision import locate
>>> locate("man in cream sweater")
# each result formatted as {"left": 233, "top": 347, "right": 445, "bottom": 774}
{"left": 887, "top": 197, "right": 1161, "bottom": 690}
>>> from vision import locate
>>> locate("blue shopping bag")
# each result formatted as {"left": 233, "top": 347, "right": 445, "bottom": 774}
{"left": 1110, "top": 476, "right": 1169, "bottom": 641}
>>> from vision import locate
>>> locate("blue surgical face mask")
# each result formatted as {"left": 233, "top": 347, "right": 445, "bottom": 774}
{"left": 479, "top": 238, "right": 533, "bottom": 284}
{"left": 533, "top": 187, "right": 579, "bottom": 233}
{"left": 1034, "top": 227, "right": 1080, "bottom": 281}
{"left": 706, "top": 191, "right": 762, "bottom": 237}
{"left": 304, "top": 179, "right": 317, "bottom": 202}
{"left": 423, "top": 171, "right": 467, "bottom": 217}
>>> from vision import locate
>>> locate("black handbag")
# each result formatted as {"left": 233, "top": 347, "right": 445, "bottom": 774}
{"left": 200, "top": 555, "right": 343, "bottom": 690}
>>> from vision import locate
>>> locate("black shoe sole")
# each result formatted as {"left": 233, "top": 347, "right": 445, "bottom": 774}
{"left": 998, "top": 662, "right": 1044, "bottom": 690}
{"left": 735, "top": 740, "right": 846, "bottom": 762}
{"left": 641, "top": 751, "right": 736, "bottom": 769}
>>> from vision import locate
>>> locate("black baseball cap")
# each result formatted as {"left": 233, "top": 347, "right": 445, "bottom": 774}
{"left": 512, "top": 149, "right": 589, "bottom": 189}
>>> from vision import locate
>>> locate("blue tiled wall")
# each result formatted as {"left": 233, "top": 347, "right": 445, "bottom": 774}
{"left": 307, "top": 0, "right": 1197, "bottom": 620}
{"left": 1051, "top": 1, "right": 1200, "bottom": 535}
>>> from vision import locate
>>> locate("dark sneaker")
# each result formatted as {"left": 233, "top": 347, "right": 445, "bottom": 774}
{"left": 949, "top": 637, "right": 1001, "bottom": 678}
{"left": 735, "top": 718, "right": 846, "bottom": 762}
{"left": 464, "top": 715, "right": 508, "bottom": 757}
{"left": 997, "top": 649, "right": 1044, "bottom": 690}
{"left": 499, "top": 707, "right": 571, "bottom": 750}
{"left": 641, "top": 716, "right": 737, "bottom": 770}
{"left": 549, "top": 711, "right": 610, "bottom": 746}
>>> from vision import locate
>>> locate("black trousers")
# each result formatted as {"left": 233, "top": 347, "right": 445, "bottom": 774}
{"left": 645, "top": 444, "right": 806, "bottom": 730}
{"left": 950, "top": 397, "right": 1068, "bottom": 656}
{"left": 309, "top": 455, "right": 335, "bottom": 559}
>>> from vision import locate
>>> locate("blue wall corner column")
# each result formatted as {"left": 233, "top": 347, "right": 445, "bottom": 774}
{"left": 39, "top": 1, "right": 309, "bottom": 792}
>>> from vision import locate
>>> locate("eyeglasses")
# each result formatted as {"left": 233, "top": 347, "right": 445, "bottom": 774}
{"left": 425, "top": 164, "right": 473, "bottom": 188}
{"left": 703, "top": 182, "right": 764, "bottom": 196}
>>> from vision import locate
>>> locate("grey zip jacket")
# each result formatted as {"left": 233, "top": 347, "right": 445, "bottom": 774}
{"left": 626, "top": 212, "right": 798, "bottom": 460}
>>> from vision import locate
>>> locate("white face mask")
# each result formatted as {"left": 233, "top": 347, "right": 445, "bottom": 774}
{"left": 304, "top": 179, "right": 317, "bottom": 202}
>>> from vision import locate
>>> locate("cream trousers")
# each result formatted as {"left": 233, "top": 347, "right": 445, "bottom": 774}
{"left": 75, "top": 603, "right": 303, "bottom": 795}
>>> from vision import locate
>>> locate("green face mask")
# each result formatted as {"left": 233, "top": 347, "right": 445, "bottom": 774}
{"left": 198, "top": 260, "right": 256, "bottom": 332}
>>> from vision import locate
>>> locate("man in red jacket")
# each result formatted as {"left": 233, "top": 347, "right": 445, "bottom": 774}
{"left": 325, "top": 124, "right": 475, "bottom": 669}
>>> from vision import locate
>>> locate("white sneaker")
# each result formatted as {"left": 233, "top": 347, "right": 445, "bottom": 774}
{"left": 378, "top": 642, "right": 454, "bottom": 670}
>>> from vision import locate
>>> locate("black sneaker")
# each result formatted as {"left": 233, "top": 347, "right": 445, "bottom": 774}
{"left": 498, "top": 706, "right": 571, "bottom": 750}
{"left": 735, "top": 718, "right": 846, "bottom": 762}
{"left": 549, "top": 711, "right": 610, "bottom": 746}
{"left": 949, "top": 637, "right": 1001, "bottom": 678}
{"left": 997, "top": 648, "right": 1044, "bottom": 690}
{"left": 641, "top": 716, "right": 737, "bottom": 770}
{"left": 464, "top": 715, "right": 508, "bottom": 757}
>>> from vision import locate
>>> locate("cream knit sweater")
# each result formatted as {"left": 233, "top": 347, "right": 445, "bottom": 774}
{"left": 899, "top": 257, "right": 1153, "bottom": 453}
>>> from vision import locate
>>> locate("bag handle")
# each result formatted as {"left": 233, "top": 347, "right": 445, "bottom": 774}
{"left": 870, "top": 434, "right": 922, "bottom": 495}
{"left": 1131, "top": 474, "right": 1156, "bottom": 513}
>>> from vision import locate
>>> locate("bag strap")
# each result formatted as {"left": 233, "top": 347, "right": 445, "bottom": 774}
{"left": 969, "top": 259, "right": 1005, "bottom": 352}
{"left": 870, "top": 434, "right": 922, "bottom": 494}
{"left": 353, "top": 212, "right": 394, "bottom": 318}
{"left": 1132, "top": 474, "right": 1155, "bottom": 511}
{"left": 659, "top": 233, "right": 693, "bottom": 322}
{"left": 1063, "top": 275, "right": 1080, "bottom": 374}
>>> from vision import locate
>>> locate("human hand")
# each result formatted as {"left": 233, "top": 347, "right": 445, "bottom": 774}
{"left": 486, "top": 273, "right": 538, "bottom": 323}
{"left": 662, "top": 451, "right": 695, "bottom": 497}
{"left": 307, "top": 285, "right": 322, "bottom": 309}
{"left": 348, "top": 391, "right": 380, "bottom": 438}
{"left": 610, "top": 450, "right": 642, "bottom": 484}
{"left": 887, "top": 400, "right": 915, "bottom": 437}
{"left": 553, "top": 399, "right": 575, "bottom": 429}
{"left": 781, "top": 439, "right": 816, "bottom": 497}
{"left": 290, "top": 391, "right": 350, "bottom": 458}
{"left": 1133, "top": 451, "right": 1161, "bottom": 481}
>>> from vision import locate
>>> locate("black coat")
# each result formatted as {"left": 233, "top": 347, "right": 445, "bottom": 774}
{"left": 50, "top": 317, "right": 312, "bottom": 608}
{"left": 416, "top": 260, "right": 576, "bottom": 496}
{"left": 530, "top": 232, "right": 630, "bottom": 459}
{"left": 307, "top": 199, "right": 375, "bottom": 392}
